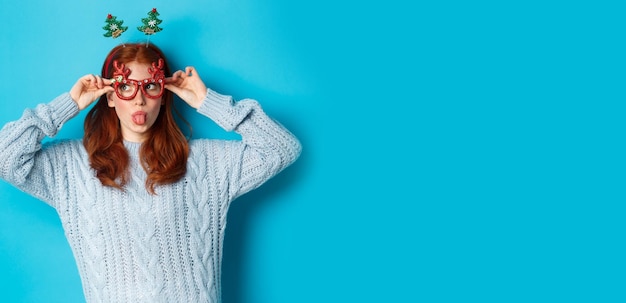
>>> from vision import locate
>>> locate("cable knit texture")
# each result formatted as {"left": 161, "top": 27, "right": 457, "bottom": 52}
{"left": 0, "top": 89, "right": 301, "bottom": 303}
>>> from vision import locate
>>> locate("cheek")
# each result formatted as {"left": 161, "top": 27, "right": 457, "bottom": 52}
{"left": 150, "top": 98, "right": 164, "bottom": 112}
{"left": 151, "top": 104, "right": 163, "bottom": 117}
{"left": 112, "top": 100, "right": 130, "bottom": 110}
{"left": 107, "top": 94, "right": 127, "bottom": 108}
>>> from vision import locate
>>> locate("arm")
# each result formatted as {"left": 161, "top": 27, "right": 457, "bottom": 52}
{"left": 0, "top": 75, "right": 113, "bottom": 205}
{"left": 199, "top": 89, "right": 302, "bottom": 196}
{"left": 166, "top": 67, "right": 302, "bottom": 198}
{"left": 0, "top": 94, "right": 79, "bottom": 204}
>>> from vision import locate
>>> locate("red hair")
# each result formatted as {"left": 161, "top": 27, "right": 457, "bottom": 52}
{"left": 84, "top": 43, "right": 189, "bottom": 194}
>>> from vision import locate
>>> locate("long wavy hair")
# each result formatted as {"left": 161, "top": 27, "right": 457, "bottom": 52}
{"left": 83, "top": 43, "right": 189, "bottom": 194}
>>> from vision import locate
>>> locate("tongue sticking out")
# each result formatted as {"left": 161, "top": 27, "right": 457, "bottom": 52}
{"left": 132, "top": 113, "right": 147, "bottom": 125}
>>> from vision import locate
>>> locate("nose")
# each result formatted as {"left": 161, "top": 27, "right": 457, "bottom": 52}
{"left": 133, "top": 91, "right": 147, "bottom": 105}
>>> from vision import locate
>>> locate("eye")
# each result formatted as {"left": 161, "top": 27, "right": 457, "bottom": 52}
{"left": 145, "top": 83, "right": 157, "bottom": 90}
{"left": 120, "top": 84, "right": 132, "bottom": 92}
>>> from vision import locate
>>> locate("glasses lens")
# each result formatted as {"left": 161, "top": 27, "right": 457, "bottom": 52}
{"left": 116, "top": 82, "right": 137, "bottom": 98}
{"left": 143, "top": 81, "right": 163, "bottom": 97}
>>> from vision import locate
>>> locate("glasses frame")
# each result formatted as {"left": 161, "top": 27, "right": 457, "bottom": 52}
{"left": 113, "top": 77, "right": 165, "bottom": 100}
{"left": 111, "top": 59, "right": 166, "bottom": 101}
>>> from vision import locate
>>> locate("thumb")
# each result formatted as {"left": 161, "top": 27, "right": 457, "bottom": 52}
{"left": 99, "top": 86, "right": 115, "bottom": 96}
{"left": 93, "top": 86, "right": 114, "bottom": 101}
{"left": 165, "top": 84, "right": 184, "bottom": 97}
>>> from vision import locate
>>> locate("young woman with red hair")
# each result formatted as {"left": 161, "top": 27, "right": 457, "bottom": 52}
{"left": 0, "top": 43, "right": 301, "bottom": 303}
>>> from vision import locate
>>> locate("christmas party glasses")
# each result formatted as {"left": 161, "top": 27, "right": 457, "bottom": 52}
{"left": 114, "top": 78, "right": 164, "bottom": 100}
{"left": 111, "top": 59, "right": 165, "bottom": 100}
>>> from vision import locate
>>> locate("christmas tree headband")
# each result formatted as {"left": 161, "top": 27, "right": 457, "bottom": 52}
{"left": 103, "top": 8, "right": 163, "bottom": 45}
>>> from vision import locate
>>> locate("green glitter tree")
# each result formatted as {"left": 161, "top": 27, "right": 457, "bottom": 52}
{"left": 102, "top": 14, "right": 128, "bottom": 38}
{"left": 137, "top": 8, "right": 163, "bottom": 35}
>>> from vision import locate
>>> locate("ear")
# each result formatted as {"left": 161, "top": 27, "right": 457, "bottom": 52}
{"left": 106, "top": 92, "right": 115, "bottom": 108}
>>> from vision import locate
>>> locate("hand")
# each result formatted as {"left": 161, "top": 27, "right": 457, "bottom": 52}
{"left": 165, "top": 66, "right": 207, "bottom": 109}
{"left": 69, "top": 74, "right": 114, "bottom": 110}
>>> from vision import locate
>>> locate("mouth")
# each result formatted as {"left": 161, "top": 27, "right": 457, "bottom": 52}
{"left": 132, "top": 111, "right": 147, "bottom": 125}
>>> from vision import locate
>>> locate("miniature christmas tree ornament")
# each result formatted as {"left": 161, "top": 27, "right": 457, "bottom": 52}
{"left": 137, "top": 8, "right": 163, "bottom": 35}
{"left": 102, "top": 14, "right": 128, "bottom": 39}
{"left": 138, "top": 8, "right": 163, "bottom": 46}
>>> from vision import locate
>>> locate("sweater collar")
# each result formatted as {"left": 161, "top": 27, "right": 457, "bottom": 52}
{"left": 123, "top": 140, "right": 142, "bottom": 154}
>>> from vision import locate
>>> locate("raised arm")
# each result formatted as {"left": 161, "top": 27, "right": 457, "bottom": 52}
{"left": 0, "top": 94, "right": 79, "bottom": 204}
{"left": 166, "top": 67, "right": 302, "bottom": 198}
{"left": 0, "top": 75, "right": 113, "bottom": 204}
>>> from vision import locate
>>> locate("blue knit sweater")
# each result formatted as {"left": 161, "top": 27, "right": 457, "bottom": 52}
{"left": 0, "top": 89, "right": 301, "bottom": 303}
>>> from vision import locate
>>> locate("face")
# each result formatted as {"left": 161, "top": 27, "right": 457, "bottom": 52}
{"left": 107, "top": 61, "right": 163, "bottom": 143}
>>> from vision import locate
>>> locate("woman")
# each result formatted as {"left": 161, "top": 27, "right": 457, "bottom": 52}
{"left": 0, "top": 43, "right": 301, "bottom": 302}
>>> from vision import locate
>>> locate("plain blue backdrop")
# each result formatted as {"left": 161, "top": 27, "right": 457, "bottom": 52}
{"left": 1, "top": 1, "right": 625, "bottom": 302}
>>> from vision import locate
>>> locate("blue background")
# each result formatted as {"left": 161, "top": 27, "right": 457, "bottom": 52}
{"left": 0, "top": 1, "right": 625, "bottom": 302}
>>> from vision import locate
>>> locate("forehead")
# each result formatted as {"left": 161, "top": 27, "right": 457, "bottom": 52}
{"left": 125, "top": 61, "right": 153, "bottom": 79}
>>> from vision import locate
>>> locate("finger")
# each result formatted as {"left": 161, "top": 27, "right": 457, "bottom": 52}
{"left": 168, "top": 71, "right": 183, "bottom": 83}
{"left": 81, "top": 74, "right": 94, "bottom": 80}
{"left": 92, "top": 86, "right": 114, "bottom": 100}
{"left": 79, "top": 74, "right": 93, "bottom": 86}
{"left": 166, "top": 71, "right": 180, "bottom": 83}
{"left": 97, "top": 86, "right": 115, "bottom": 96}
{"left": 94, "top": 75, "right": 105, "bottom": 89}
{"left": 165, "top": 77, "right": 183, "bottom": 86}
{"left": 85, "top": 74, "right": 100, "bottom": 88}
{"left": 178, "top": 69, "right": 189, "bottom": 80}
{"left": 164, "top": 83, "right": 182, "bottom": 95}
{"left": 185, "top": 66, "right": 195, "bottom": 76}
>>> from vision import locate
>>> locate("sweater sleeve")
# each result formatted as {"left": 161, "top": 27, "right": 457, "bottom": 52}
{"left": 0, "top": 93, "right": 80, "bottom": 206}
{"left": 197, "top": 88, "right": 302, "bottom": 199}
